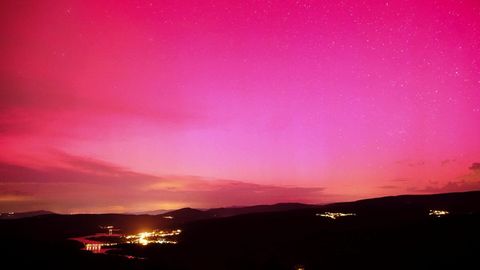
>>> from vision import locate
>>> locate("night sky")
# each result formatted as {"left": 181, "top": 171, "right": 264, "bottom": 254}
{"left": 1, "top": 0, "right": 480, "bottom": 213}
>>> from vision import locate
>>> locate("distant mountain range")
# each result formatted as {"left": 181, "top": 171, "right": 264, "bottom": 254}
{"left": 0, "top": 210, "right": 55, "bottom": 220}
{"left": 131, "top": 209, "right": 170, "bottom": 215}
{"left": 3, "top": 190, "right": 480, "bottom": 221}
{"left": 2, "top": 190, "right": 479, "bottom": 270}
{"left": 1, "top": 202, "right": 314, "bottom": 221}
{"left": 158, "top": 202, "right": 316, "bottom": 222}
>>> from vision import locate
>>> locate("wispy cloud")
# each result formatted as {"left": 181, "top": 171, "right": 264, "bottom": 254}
{"left": 0, "top": 152, "right": 325, "bottom": 213}
{"left": 414, "top": 181, "right": 480, "bottom": 194}
{"left": 410, "top": 162, "right": 480, "bottom": 194}
{"left": 469, "top": 163, "right": 480, "bottom": 172}
{"left": 440, "top": 159, "right": 457, "bottom": 166}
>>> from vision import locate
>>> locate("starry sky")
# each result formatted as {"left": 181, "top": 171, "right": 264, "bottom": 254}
{"left": 1, "top": 0, "right": 480, "bottom": 213}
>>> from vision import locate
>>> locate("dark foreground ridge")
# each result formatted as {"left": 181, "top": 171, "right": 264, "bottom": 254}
{"left": 2, "top": 191, "right": 480, "bottom": 270}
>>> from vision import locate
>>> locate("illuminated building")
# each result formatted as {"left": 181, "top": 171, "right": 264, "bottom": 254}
{"left": 316, "top": 212, "right": 356, "bottom": 219}
{"left": 124, "top": 229, "right": 182, "bottom": 245}
{"left": 99, "top": 225, "right": 119, "bottom": 235}
{"left": 85, "top": 243, "right": 103, "bottom": 253}
{"left": 70, "top": 228, "right": 182, "bottom": 255}
{"left": 429, "top": 209, "right": 449, "bottom": 217}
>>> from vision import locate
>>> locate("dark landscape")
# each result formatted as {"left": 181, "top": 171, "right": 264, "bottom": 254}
{"left": 2, "top": 191, "right": 479, "bottom": 270}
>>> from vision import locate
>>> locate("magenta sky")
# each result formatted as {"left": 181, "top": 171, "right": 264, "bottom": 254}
{"left": 1, "top": 0, "right": 480, "bottom": 213}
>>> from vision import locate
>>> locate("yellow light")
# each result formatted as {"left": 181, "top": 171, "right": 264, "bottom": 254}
{"left": 139, "top": 238, "right": 149, "bottom": 245}
{"left": 122, "top": 229, "right": 182, "bottom": 246}
{"left": 429, "top": 209, "right": 449, "bottom": 217}
{"left": 316, "top": 212, "right": 356, "bottom": 219}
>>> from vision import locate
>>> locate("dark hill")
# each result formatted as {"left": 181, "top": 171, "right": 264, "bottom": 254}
{"left": 1, "top": 190, "right": 479, "bottom": 270}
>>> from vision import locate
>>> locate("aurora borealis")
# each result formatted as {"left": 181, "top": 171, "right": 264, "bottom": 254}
{"left": 1, "top": 0, "right": 479, "bottom": 213}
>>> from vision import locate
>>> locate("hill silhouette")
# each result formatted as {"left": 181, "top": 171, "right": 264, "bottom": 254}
{"left": 1, "top": 191, "right": 479, "bottom": 269}
{"left": 0, "top": 210, "right": 55, "bottom": 220}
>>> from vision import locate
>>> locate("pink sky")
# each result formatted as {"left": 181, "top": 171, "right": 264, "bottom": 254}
{"left": 1, "top": 0, "right": 480, "bottom": 213}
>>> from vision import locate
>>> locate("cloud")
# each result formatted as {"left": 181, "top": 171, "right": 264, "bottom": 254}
{"left": 0, "top": 194, "right": 33, "bottom": 202}
{"left": 0, "top": 152, "right": 325, "bottom": 213}
{"left": 0, "top": 74, "right": 206, "bottom": 140}
{"left": 0, "top": 75, "right": 79, "bottom": 112}
{"left": 469, "top": 163, "right": 480, "bottom": 172}
{"left": 441, "top": 159, "right": 456, "bottom": 166}
{"left": 414, "top": 180, "right": 480, "bottom": 194}
{"left": 410, "top": 163, "right": 480, "bottom": 194}
{"left": 51, "top": 151, "right": 129, "bottom": 176}
{"left": 408, "top": 161, "right": 425, "bottom": 167}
